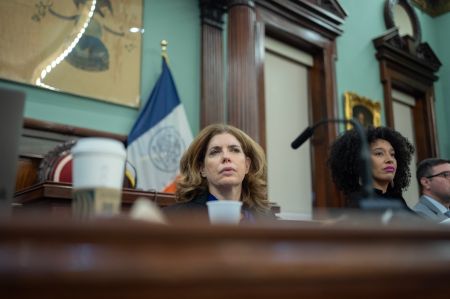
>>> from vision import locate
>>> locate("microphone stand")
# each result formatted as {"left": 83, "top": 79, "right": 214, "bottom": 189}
{"left": 291, "top": 118, "right": 374, "bottom": 202}
{"left": 292, "top": 119, "right": 409, "bottom": 224}
{"left": 344, "top": 119, "right": 374, "bottom": 201}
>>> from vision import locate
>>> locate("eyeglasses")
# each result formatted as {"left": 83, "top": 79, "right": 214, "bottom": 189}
{"left": 426, "top": 171, "right": 450, "bottom": 180}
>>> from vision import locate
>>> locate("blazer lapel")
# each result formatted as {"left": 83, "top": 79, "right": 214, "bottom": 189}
{"left": 420, "top": 196, "right": 446, "bottom": 219}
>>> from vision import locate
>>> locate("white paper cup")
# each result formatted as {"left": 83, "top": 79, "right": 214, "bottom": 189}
{"left": 72, "top": 138, "right": 126, "bottom": 189}
{"left": 206, "top": 201, "right": 243, "bottom": 225}
{"left": 71, "top": 138, "right": 126, "bottom": 219}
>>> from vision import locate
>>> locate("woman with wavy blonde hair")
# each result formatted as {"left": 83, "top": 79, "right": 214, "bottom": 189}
{"left": 170, "top": 123, "right": 271, "bottom": 220}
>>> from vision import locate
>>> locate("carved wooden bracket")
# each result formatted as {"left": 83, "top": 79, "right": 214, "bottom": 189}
{"left": 374, "top": 30, "right": 441, "bottom": 81}
{"left": 381, "top": 0, "right": 441, "bottom": 75}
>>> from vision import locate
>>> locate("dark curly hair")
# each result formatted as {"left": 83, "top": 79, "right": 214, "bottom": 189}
{"left": 328, "top": 126, "right": 415, "bottom": 198}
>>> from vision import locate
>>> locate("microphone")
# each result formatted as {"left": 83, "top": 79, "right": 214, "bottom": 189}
{"left": 291, "top": 119, "right": 374, "bottom": 201}
{"left": 292, "top": 120, "right": 411, "bottom": 219}
{"left": 291, "top": 120, "right": 330, "bottom": 150}
{"left": 290, "top": 127, "right": 314, "bottom": 150}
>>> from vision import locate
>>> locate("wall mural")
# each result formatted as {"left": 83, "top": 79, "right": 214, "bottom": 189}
{"left": 0, "top": 0, "right": 143, "bottom": 107}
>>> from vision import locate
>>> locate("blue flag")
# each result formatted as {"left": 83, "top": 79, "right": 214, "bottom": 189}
{"left": 126, "top": 58, "right": 193, "bottom": 192}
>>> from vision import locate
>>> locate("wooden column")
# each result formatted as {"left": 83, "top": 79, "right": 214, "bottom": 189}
{"left": 226, "top": 0, "right": 259, "bottom": 142}
{"left": 200, "top": 0, "right": 227, "bottom": 128}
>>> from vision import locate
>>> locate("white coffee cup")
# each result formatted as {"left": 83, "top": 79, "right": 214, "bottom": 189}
{"left": 206, "top": 201, "right": 243, "bottom": 225}
{"left": 71, "top": 138, "right": 126, "bottom": 219}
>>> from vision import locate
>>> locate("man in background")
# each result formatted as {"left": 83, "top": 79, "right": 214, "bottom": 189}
{"left": 414, "top": 158, "right": 450, "bottom": 222}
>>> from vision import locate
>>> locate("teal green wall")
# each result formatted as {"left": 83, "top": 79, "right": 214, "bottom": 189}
{"left": 0, "top": 0, "right": 200, "bottom": 136}
{"left": 336, "top": 0, "right": 386, "bottom": 121}
{"left": 337, "top": 0, "right": 450, "bottom": 158}
{"left": 428, "top": 13, "right": 450, "bottom": 158}
{"left": 143, "top": 0, "right": 200, "bottom": 135}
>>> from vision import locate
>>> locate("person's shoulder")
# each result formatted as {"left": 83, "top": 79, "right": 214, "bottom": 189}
{"left": 412, "top": 196, "right": 427, "bottom": 210}
{"left": 163, "top": 193, "right": 208, "bottom": 212}
{"left": 347, "top": 188, "right": 410, "bottom": 211}
{"left": 414, "top": 196, "right": 442, "bottom": 213}
{"left": 412, "top": 196, "right": 446, "bottom": 220}
{"left": 247, "top": 206, "right": 277, "bottom": 221}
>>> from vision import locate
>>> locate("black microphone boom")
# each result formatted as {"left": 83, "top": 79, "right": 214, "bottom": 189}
{"left": 291, "top": 118, "right": 374, "bottom": 201}
{"left": 290, "top": 127, "right": 314, "bottom": 150}
{"left": 291, "top": 119, "right": 330, "bottom": 149}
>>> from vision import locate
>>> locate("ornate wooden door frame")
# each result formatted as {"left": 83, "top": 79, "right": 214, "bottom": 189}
{"left": 374, "top": 0, "right": 441, "bottom": 160}
{"left": 200, "top": 0, "right": 347, "bottom": 208}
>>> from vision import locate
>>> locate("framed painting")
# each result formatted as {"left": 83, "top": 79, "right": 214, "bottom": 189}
{"left": 344, "top": 91, "right": 381, "bottom": 130}
{"left": 0, "top": 0, "right": 142, "bottom": 107}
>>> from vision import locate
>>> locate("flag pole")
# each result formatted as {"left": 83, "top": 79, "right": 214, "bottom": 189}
{"left": 161, "top": 40, "right": 169, "bottom": 64}
{"left": 127, "top": 38, "right": 194, "bottom": 192}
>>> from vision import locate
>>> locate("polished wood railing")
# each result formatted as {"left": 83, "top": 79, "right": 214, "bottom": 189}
{"left": 13, "top": 181, "right": 177, "bottom": 217}
{"left": 1, "top": 216, "right": 449, "bottom": 299}
{"left": 13, "top": 181, "right": 280, "bottom": 217}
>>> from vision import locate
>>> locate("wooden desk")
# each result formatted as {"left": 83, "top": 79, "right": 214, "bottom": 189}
{"left": 14, "top": 182, "right": 281, "bottom": 216}
{"left": 0, "top": 218, "right": 449, "bottom": 299}
{"left": 13, "top": 181, "right": 177, "bottom": 216}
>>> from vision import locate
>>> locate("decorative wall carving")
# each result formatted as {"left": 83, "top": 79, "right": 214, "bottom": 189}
{"left": 379, "top": 29, "right": 441, "bottom": 72}
{"left": 383, "top": 0, "right": 441, "bottom": 72}
{"left": 373, "top": 1, "right": 442, "bottom": 160}
{"left": 384, "top": 0, "right": 422, "bottom": 45}
{"left": 312, "top": 0, "right": 347, "bottom": 17}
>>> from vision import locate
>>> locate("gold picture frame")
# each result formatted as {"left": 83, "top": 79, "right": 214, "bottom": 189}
{"left": 0, "top": 0, "right": 142, "bottom": 107}
{"left": 344, "top": 91, "right": 381, "bottom": 130}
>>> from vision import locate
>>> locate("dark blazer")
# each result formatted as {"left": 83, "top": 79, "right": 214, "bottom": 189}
{"left": 413, "top": 195, "right": 449, "bottom": 222}
{"left": 167, "top": 193, "right": 210, "bottom": 211}
{"left": 348, "top": 188, "right": 410, "bottom": 211}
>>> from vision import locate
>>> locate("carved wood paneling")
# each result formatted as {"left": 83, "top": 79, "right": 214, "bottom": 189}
{"left": 14, "top": 182, "right": 177, "bottom": 214}
{"left": 310, "top": 43, "right": 344, "bottom": 208}
{"left": 200, "top": 0, "right": 226, "bottom": 127}
{"left": 200, "top": 0, "right": 346, "bottom": 208}
{"left": 23, "top": 118, "right": 127, "bottom": 142}
{"left": 3, "top": 217, "right": 450, "bottom": 299}
{"left": 253, "top": 1, "right": 346, "bottom": 209}
{"left": 227, "top": 1, "right": 260, "bottom": 141}
{"left": 385, "top": 0, "right": 422, "bottom": 45}
{"left": 15, "top": 157, "right": 40, "bottom": 191}
{"left": 16, "top": 118, "right": 127, "bottom": 192}
{"left": 373, "top": 27, "right": 441, "bottom": 160}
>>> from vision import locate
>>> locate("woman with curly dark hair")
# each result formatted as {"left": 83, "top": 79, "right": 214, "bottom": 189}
{"left": 328, "top": 126, "right": 415, "bottom": 208}
{"left": 165, "top": 123, "right": 273, "bottom": 222}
